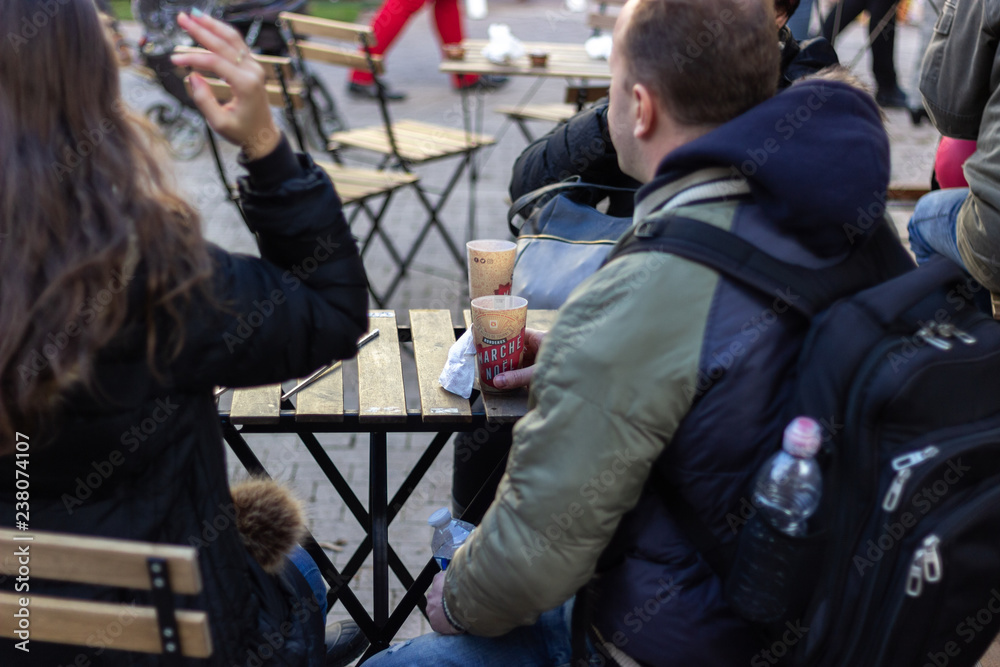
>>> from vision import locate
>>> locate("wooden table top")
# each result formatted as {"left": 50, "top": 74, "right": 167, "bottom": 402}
{"left": 439, "top": 39, "right": 611, "bottom": 80}
{"left": 220, "top": 309, "right": 559, "bottom": 428}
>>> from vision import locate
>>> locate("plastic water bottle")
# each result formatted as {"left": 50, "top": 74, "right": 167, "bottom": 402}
{"left": 753, "top": 417, "right": 823, "bottom": 537}
{"left": 726, "top": 417, "right": 823, "bottom": 622}
{"left": 428, "top": 508, "right": 474, "bottom": 571}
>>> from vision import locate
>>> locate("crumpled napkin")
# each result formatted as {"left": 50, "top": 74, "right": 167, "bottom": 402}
{"left": 440, "top": 329, "right": 477, "bottom": 398}
{"left": 482, "top": 23, "right": 525, "bottom": 65}
{"left": 585, "top": 34, "right": 612, "bottom": 60}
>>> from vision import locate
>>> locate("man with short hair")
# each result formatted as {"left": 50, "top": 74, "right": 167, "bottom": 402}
{"left": 368, "top": 1, "right": 910, "bottom": 664}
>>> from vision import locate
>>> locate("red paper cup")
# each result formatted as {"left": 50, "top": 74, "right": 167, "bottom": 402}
{"left": 471, "top": 295, "right": 528, "bottom": 392}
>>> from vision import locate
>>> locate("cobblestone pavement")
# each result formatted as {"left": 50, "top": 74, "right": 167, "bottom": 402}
{"left": 117, "top": 1, "right": 941, "bottom": 657}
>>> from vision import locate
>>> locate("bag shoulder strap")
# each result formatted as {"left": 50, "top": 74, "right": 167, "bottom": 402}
{"left": 508, "top": 177, "right": 637, "bottom": 236}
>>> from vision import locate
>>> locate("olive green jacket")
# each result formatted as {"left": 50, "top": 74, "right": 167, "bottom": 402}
{"left": 443, "top": 181, "right": 737, "bottom": 636}
{"left": 920, "top": 0, "right": 1000, "bottom": 291}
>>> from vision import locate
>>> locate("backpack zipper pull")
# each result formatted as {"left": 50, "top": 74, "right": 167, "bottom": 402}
{"left": 882, "top": 469, "right": 912, "bottom": 512}
{"left": 906, "top": 534, "right": 943, "bottom": 598}
{"left": 916, "top": 324, "right": 952, "bottom": 351}
{"left": 922, "top": 535, "right": 942, "bottom": 583}
{"left": 883, "top": 446, "right": 940, "bottom": 511}
{"left": 936, "top": 322, "right": 977, "bottom": 345}
{"left": 906, "top": 546, "right": 926, "bottom": 597}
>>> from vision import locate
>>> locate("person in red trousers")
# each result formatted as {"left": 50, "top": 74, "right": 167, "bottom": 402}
{"left": 347, "top": 0, "right": 507, "bottom": 101}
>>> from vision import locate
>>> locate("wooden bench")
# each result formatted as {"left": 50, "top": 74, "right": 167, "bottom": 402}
{"left": 887, "top": 182, "right": 932, "bottom": 203}
{"left": 0, "top": 528, "right": 211, "bottom": 664}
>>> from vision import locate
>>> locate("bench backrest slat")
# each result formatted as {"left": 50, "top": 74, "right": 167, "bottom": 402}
{"left": 0, "top": 593, "right": 212, "bottom": 658}
{"left": 0, "top": 528, "right": 202, "bottom": 595}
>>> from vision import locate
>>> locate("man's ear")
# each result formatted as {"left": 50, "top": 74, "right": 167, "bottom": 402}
{"left": 633, "top": 81, "right": 656, "bottom": 139}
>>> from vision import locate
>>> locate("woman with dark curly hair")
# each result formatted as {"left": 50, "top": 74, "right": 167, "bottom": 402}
{"left": 0, "top": 1, "right": 369, "bottom": 664}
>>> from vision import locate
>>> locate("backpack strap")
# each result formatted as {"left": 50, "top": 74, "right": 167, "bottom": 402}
{"left": 608, "top": 214, "right": 905, "bottom": 319}
{"left": 605, "top": 215, "right": 905, "bottom": 576}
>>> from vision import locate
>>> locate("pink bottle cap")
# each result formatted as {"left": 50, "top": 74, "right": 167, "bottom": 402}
{"left": 783, "top": 417, "right": 822, "bottom": 458}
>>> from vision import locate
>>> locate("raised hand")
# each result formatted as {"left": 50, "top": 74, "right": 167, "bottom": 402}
{"left": 170, "top": 11, "right": 281, "bottom": 160}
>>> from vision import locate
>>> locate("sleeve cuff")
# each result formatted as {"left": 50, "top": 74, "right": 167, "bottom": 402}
{"left": 239, "top": 135, "right": 303, "bottom": 191}
{"left": 441, "top": 591, "right": 468, "bottom": 634}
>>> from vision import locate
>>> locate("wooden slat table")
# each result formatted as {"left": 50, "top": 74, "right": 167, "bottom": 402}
{"left": 218, "top": 308, "right": 556, "bottom": 661}
{"left": 439, "top": 39, "right": 611, "bottom": 81}
{"left": 440, "top": 38, "right": 611, "bottom": 142}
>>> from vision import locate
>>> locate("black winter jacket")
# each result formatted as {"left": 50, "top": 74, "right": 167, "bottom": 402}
{"left": 0, "top": 138, "right": 369, "bottom": 666}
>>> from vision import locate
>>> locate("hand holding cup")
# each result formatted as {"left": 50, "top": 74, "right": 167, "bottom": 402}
{"left": 492, "top": 328, "right": 547, "bottom": 390}
{"left": 471, "top": 296, "right": 529, "bottom": 393}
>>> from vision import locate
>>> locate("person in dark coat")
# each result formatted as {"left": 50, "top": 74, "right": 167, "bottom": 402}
{"left": 0, "top": 3, "right": 368, "bottom": 665}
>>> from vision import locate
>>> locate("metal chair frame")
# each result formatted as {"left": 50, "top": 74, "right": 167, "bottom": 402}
{"left": 280, "top": 12, "right": 496, "bottom": 305}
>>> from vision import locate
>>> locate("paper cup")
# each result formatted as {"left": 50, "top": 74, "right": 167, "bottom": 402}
{"left": 529, "top": 51, "right": 548, "bottom": 68}
{"left": 471, "top": 295, "right": 528, "bottom": 393}
{"left": 467, "top": 240, "right": 516, "bottom": 300}
{"left": 444, "top": 44, "right": 466, "bottom": 61}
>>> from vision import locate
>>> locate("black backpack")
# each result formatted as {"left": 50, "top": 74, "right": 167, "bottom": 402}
{"left": 607, "top": 214, "right": 1000, "bottom": 667}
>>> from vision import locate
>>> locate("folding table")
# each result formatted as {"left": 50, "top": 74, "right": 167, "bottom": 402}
{"left": 217, "top": 308, "right": 558, "bottom": 661}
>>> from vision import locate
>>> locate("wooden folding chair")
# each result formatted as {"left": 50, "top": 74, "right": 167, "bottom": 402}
{"left": 587, "top": 1, "right": 622, "bottom": 33}
{"left": 279, "top": 12, "right": 497, "bottom": 305}
{"left": 186, "top": 51, "right": 419, "bottom": 307}
{"left": 495, "top": 85, "right": 610, "bottom": 142}
{"left": 0, "top": 528, "right": 211, "bottom": 665}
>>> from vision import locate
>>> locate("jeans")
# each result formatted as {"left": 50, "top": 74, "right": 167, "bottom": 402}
{"left": 289, "top": 545, "right": 328, "bottom": 619}
{"left": 364, "top": 599, "right": 605, "bottom": 667}
{"left": 906, "top": 188, "right": 969, "bottom": 267}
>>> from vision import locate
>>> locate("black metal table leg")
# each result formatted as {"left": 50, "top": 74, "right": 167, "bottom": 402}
{"left": 370, "top": 431, "right": 389, "bottom": 646}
